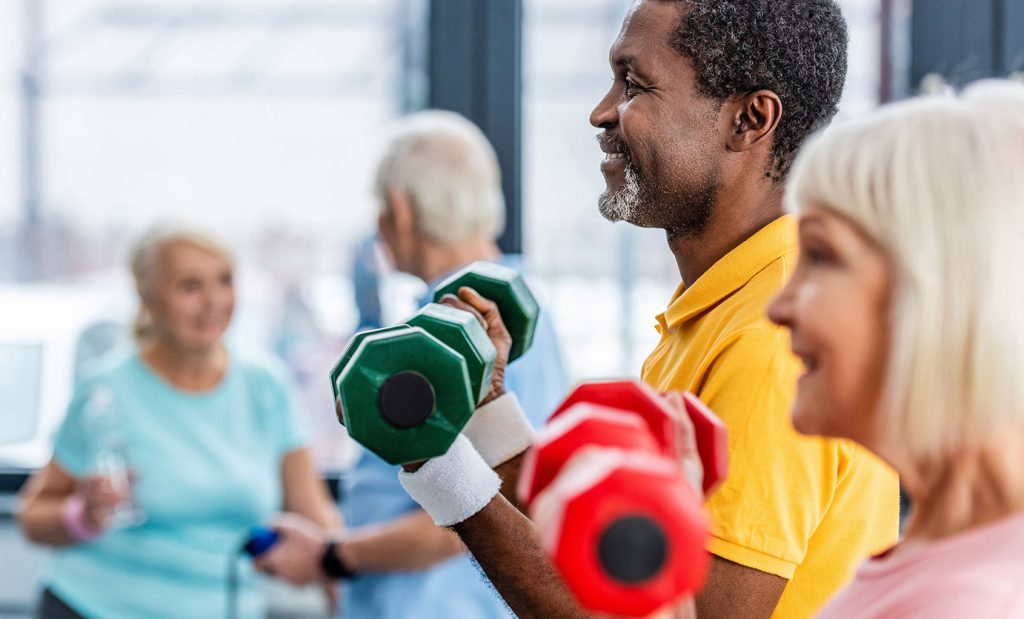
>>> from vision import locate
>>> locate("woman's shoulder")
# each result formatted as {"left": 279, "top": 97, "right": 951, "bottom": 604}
{"left": 74, "top": 346, "right": 139, "bottom": 391}
{"left": 228, "top": 349, "right": 297, "bottom": 394}
{"left": 230, "top": 348, "right": 288, "bottom": 376}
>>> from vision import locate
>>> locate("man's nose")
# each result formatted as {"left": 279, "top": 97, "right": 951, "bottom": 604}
{"left": 590, "top": 85, "right": 619, "bottom": 129}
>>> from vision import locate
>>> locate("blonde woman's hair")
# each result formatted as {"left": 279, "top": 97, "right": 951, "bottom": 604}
{"left": 374, "top": 110, "right": 505, "bottom": 246}
{"left": 129, "top": 226, "right": 234, "bottom": 339}
{"left": 785, "top": 80, "right": 1024, "bottom": 461}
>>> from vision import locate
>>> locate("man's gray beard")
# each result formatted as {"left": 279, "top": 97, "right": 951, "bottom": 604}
{"left": 598, "top": 163, "right": 641, "bottom": 222}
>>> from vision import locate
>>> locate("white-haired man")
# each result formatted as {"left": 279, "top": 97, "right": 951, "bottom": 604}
{"left": 258, "top": 110, "right": 567, "bottom": 618}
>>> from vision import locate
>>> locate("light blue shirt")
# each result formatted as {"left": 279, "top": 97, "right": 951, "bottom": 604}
{"left": 47, "top": 350, "right": 309, "bottom": 619}
{"left": 341, "top": 256, "right": 568, "bottom": 618}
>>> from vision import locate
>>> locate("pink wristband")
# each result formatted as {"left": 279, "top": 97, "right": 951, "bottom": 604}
{"left": 62, "top": 493, "right": 103, "bottom": 542}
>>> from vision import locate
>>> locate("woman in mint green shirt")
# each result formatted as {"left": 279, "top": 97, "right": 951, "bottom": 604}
{"left": 18, "top": 228, "right": 340, "bottom": 618}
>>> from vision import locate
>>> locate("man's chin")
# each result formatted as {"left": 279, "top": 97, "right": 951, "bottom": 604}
{"left": 597, "top": 193, "right": 626, "bottom": 222}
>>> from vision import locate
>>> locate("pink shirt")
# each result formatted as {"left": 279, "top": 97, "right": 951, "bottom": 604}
{"left": 820, "top": 512, "right": 1024, "bottom": 618}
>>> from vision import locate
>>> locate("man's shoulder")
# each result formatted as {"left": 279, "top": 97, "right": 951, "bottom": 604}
{"left": 725, "top": 247, "right": 796, "bottom": 304}
{"left": 711, "top": 249, "right": 797, "bottom": 334}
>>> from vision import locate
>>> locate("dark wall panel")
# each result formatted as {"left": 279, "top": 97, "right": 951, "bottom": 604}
{"left": 911, "top": 0, "right": 1024, "bottom": 89}
{"left": 429, "top": 0, "right": 523, "bottom": 254}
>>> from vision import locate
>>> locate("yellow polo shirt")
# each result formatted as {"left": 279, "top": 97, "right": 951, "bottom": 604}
{"left": 641, "top": 215, "right": 899, "bottom": 618}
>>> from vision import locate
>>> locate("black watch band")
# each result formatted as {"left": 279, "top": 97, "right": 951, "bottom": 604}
{"left": 320, "top": 540, "right": 356, "bottom": 580}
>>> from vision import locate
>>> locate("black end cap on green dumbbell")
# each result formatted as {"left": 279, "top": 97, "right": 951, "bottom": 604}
{"left": 431, "top": 261, "right": 540, "bottom": 362}
{"left": 378, "top": 371, "right": 436, "bottom": 429}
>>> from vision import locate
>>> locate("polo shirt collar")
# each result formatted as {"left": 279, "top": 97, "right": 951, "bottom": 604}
{"left": 658, "top": 214, "right": 798, "bottom": 330}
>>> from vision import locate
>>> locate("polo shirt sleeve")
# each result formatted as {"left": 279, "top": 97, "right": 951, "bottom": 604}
{"left": 696, "top": 326, "right": 838, "bottom": 580}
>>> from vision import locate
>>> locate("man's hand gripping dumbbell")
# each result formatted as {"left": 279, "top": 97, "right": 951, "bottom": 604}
{"left": 269, "top": 261, "right": 728, "bottom": 618}
{"left": 521, "top": 384, "right": 727, "bottom": 617}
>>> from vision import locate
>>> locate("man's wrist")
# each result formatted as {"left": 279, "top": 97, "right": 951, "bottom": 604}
{"left": 480, "top": 386, "right": 506, "bottom": 407}
{"left": 398, "top": 434, "right": 501, "bottom": 526}
{"left": 321, "top": 539, "right": 357, "bottom": 580}
{"left": 463, "top": 392, "right": 535, "bottom": 468}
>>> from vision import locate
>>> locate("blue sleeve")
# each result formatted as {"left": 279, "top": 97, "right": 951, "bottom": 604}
{"left": 503, "top": 309, "right": 568, "bottom": 429}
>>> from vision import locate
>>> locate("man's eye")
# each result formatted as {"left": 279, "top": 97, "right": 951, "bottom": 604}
{"left": 805, "top": 247, "right": 832, "bottom": 265}
{"left": 624, "top": 78, "right": 641, "bottom": 96}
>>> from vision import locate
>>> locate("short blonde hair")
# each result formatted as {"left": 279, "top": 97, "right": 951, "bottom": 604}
{"left": 374, "top": 110, "right": 505, "bottom": 246}
{"left": 129, "top": 226, "right": 234, "bottom": 338}
{"left": 786, "top": 80, "right": 1024, "bottom": 461}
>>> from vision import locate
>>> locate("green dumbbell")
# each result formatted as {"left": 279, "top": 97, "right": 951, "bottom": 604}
{"left": 331, "top": 304, "right": 496, "bottom": 414}
{"left": 334, "top": 326, "right": 476, "bottom": 465}
{"left": 432, "top": 261, "right": 540, "bottom": 362}
{"left": 405, "top": 303, "right": 497, "bottom": 405}
{"left": 330, "top": 325, "right": 408, "bottom": 425}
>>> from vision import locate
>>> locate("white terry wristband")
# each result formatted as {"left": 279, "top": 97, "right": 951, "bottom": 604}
{"left": 462, "top": 392, "right": 535, "bottom": 468}
{"left": 398, "top": 434, "right": 501, "bottom": 527}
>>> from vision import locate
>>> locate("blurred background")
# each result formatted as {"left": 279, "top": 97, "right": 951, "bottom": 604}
{"left": 0, "top": 0, "right": 1021, "bottom": 615}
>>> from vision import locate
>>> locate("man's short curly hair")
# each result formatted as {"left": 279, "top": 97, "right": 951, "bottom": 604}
{"left": 660, "top": 0, "right": 848, "bottom": 181}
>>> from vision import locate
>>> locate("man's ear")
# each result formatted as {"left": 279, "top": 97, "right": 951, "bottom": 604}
{"left": 385, "top": 188, "right": 417, "bottom": 234}
{"left": 725, "top": 89, "right": 782, "bottom": 153}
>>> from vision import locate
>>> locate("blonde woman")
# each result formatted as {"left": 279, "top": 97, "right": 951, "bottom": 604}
{"left": 768, "top": 80, "right": 1024, "bottom": 616}
{"left": 17, "top": 228, "right": 340, "bottom": 618}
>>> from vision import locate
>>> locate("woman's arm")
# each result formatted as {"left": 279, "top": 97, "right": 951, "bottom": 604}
{"left": 17, "top": 460, "right": 124, "bottom": 547}
{"left": 17, "top": 461, "right": 77, "bottom": 546}
{"left": 337, "top": 509, "right": 464, "bottom": 572}
{"left": 280, "top": 447, "right": 342, "bottom": 532}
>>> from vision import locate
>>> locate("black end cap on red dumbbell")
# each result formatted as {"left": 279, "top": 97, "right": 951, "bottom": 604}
{"left": 378, "top": 371, "right": 435, "bottom": 429}
{"left": 598, "top": 515, "right": 668, "bottom": 584}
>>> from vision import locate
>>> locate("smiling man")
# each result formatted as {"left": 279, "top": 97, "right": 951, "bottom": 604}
{"left": 584, "top": 1, "right": 899, "bottom": 616}
{"left": 269, "top": 1, "right": 900, "bottom": 617}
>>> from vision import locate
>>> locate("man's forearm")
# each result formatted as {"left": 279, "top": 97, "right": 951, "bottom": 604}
{"left": 493, "top": 453, "right": 526, "bottom": 511}
{"left": 451, "top": 493, "right": 592, "bottom": 619}
{"left": 342, "top": 510, "right": 464, "bottom": 572}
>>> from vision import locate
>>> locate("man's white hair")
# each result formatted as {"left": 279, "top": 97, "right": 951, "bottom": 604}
{"left": 374, "top": 110, "right": 505, "bottom": 246}
{"left": 786, "top": 79, "right": 1024, "bottom": 461}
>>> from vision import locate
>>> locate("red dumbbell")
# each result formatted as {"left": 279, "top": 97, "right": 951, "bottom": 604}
{"left": 549, "top": 380, "right": 728, "bottom": 495}
{"left": 533, "top": 448, "right": 710, "bottom": 618}
{"left": 517, "top": 401, "right": 663, "bottom": 508}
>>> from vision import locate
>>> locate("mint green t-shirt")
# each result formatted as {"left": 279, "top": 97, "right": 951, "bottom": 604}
{"left": 47, "top": 350, "right": 309, "bottom": 619}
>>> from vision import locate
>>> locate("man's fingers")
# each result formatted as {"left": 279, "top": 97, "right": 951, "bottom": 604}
{"left": 252, "top": 553, "right": 274, "bottom": 573}
{"left": 663, "top": 391, "right": 705, "bottom": 498}
{"left": 437, "top": 293, "right": 488, "bottom": 329}
{"left": 664, "top": 392, "right": 698, "bottom": 448}
{"left": 323, "top": 582, "right": 340, "bottom": 615}
{"left": 457, "top": 287, "right": 504, "bottom": 326}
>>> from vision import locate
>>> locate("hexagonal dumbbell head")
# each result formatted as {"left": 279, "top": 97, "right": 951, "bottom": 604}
{"left": 551, "top": 379, "right": 728, "bottom": 495}
{"left": 336, "top": 326, "right": 475, "bottom": 465}
{"left": 330, "top": 325, "right": 408, "bottom": 426}
{"left": 534, "top": 449, "right": 710, "bottom": 618}
{"left": 432, "top": 260, "right": 540, "bottom": 362}
{"left": 517, "top": 402, "right": 662, "bottom": 508}
{"left": 405, "top": 303, "right": 497, "bottom": 405}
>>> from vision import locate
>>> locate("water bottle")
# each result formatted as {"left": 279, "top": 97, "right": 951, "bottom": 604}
{"left": 84, "top": 386, "right": 145, "bottom": 528}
